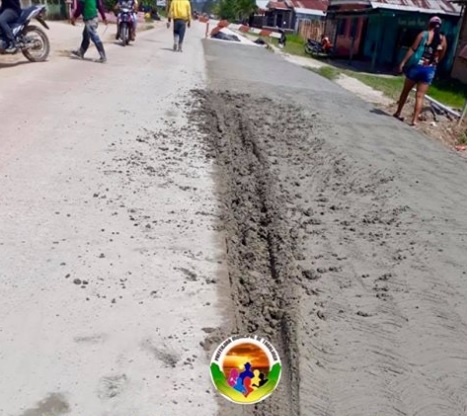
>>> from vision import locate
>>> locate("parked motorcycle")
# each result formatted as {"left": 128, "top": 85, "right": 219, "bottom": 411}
{"left": 0, "top": 5, "right": 50, "bottom": 62}
{"left": 304, "top": 38, "right": 333, "bottom": 57}
{"left": 116, "top": 1, "right": 135, "bottom": 46}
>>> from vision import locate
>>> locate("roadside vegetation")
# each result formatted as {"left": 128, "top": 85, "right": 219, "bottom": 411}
{"left": 311, "top": 66, "right": 340, "bottom": 80}
{"left": 264, "top": 33, "right": 467, "bottom": 110}
{"left": 270, "top": 34, "right": 307, "bottom": 57}
{"left": 209, "top": 0, "right": 257, "bottom": 21}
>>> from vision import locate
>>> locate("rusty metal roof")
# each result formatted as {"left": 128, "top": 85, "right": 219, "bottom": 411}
{"left": 267, "top": 1, "right": 291, "bottom": 9}
{"left": 289, "top": 0, "right": 329, "bottom": 10}
{"left": 370, "top": 0, "right": 461, "bottom": 14}
{"left": 330, "top": 0, "right": 462, "bottom": 14}
{"left": 267, "top": 0, "right": 329, "bottom": 10}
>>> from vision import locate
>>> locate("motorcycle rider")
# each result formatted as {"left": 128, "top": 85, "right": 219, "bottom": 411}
{"left": 114, "top": 0, "right": 138, "bottom": 41}
{"left": 70, "top": 0, "right": 108, "bottom": 62}
{"left": 321, "top": 34, "right": 332, "bottom": 53}
{"left": 0, "top": 0, "right": 21, "bottom": 52}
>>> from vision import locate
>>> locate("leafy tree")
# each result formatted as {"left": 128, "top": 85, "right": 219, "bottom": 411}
{"left": 216, "top": 0, "right": 236, "bottom": 20}
{"left": 235, "top": 0, "right": 256, "bottom": 22}
{"left": 103, "top": 0, "right": 118, "bottom": 12}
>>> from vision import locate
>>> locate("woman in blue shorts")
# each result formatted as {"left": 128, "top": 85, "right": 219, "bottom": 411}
{"left": 394, "top": 16, "right": 447, "bottom": 126}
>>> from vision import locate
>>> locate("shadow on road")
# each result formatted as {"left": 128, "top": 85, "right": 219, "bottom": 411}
{"left": 370, "top": 108, "right": 392, "bottom": 117}
{"left": 0, "top": 60, "right": 31, "bottom": 69}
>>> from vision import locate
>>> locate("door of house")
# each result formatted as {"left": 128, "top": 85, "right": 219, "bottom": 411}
{"left": 358, "top": 17, "right": 368, "bottom": 58}
{"left": 276, "top": 13, "right": 283, "bottom": 27}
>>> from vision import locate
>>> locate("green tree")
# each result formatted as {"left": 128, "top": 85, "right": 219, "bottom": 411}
{"left": 235, "top": 0, "right": 256, "bottom": 22}
{"left": 103, "top": 0, "right": 117, "bottom": 12}
{"left": 215, "top": 0, "right": 236, "bottom": 20}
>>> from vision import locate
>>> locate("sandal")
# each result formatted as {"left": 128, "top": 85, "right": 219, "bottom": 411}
{"left": 393, "top": 113, "right": 405, "bottom": 122}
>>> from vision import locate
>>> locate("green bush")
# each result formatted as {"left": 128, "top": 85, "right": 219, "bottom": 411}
{"left": 103, "top": 0, "right": 117, "bottom": 12}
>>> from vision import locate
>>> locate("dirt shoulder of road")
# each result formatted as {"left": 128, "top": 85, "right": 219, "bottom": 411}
{"left": 261, "top": 42, "right": 467, "bottom": 156}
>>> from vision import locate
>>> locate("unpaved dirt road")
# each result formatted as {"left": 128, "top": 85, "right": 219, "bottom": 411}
{"left": 1, "top": 19, "right": 467, "bottom": 416}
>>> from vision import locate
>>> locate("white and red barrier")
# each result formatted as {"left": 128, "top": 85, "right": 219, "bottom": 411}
{"left": 200, "top": 17, "right": 281, "bottom": 40}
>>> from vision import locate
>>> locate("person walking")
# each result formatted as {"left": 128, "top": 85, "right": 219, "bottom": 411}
{"left": 0, "top": 0, "right": 21, "bottom": 52}
{"left": 393, "top": 16, "right": 447, "bottom": 126}
{"left": 167, "top": 0, "right": 191, "bottom": 52}
{"left": 71, "top": 0, "right": 108, "bottom": 63}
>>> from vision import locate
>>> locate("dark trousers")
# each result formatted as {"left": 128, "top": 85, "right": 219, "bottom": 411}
{"left": 80, "top": 17, "right": 105, "bottom": 57}
{"left": 0, "top": 8, "right": 19, "bottom": 44}
{"left": 173, "top": 19, "right": 186, "bottom": 45}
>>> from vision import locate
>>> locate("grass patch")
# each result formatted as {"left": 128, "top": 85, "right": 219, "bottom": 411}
{"left": 458, "top": 131, "right": 467, "bottom": 145}
{"left": 341, "top": 71, "right": 467, "bottom": 109}
{"left": 267, "top": 36, "right": 466, "bottom": 109}
{"left": 270, "top": 33, "right": 307, "bottom": 57}
{"left": 428, "top": 79, "right": 467, "bottom": 110}
{"left": 252, "top": 31, "right": 467, "bottom": 110}
{"left": 312, "top": 66, "right": 341, "bottom": 80}
{"left": 342, "top": 71, "right": 404, "bottom": 100}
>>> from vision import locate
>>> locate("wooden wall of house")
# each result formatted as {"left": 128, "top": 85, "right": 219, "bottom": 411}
{"left": 362, "top": 15, "right": 398, "bottom": 64}
{"left": 452, "top": 10, "right": 467, "bottom": 83}
{"left": 296, "top": 16, "right": 325, "bottom": 39}
{"left": 362, "top": 13, "right": 460, "bottom": 73}
{"left": 265, "top": 10, "right": 293, "bottom": 29}
{"left": 333, "top": 16, "right": 365, "bottom": 57}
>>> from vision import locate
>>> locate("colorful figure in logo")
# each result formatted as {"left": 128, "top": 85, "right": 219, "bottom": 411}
{"left": 227, "top": 368, "right": 239, "bottom": 387}
{"left": 233, "top": 375, "right": 247, "bottom": 394}
{"left": 243, "top": 377, "right": 254, "bottom": 397}
{"left": 251, "top": 369, "right": 261, "bottom": 390}
{"left": 253, "top": 372, "right": 268, "bottom": 388}
{"left": 239, "top": 362, "right": 254, "bottom": 382}
{"left": 230, "top": 362, "right": 255, "bottom": 395}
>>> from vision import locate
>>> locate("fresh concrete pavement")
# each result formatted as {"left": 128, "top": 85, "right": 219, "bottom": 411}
{"left": 0, "top": 22, "right": 225, "bottom": 416}
{"left": 204, "top": 40, "right": 467, "bottom": 415}
{"left": 1, "top": 17, "right": 467, "bottom": 416}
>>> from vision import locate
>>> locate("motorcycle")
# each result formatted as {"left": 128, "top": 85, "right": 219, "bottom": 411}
{"left": 304, "top": 38, "right": 333, "bottom": 58}
{"left": 116, "top": 2, "right": 135, "bottom": 46}
{"left": 0, "top": 5, "right": 50, "bottom": 62}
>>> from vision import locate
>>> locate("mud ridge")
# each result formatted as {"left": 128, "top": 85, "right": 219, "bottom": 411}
{"left": 191, "top": 90, "right": 302, "bottom": 415}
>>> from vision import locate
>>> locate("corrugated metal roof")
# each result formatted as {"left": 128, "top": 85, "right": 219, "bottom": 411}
{"left": 256, "top": 0, "right": 270, "bottom": 9}
{"left": 267, "top": 1, "right": 291, "bottom": 9}
{"left": 290, "top": 0, "right": 329, "bottom": 10}
{"left": 295, "top": 6, "right": 327, "bottom": 14}
{"left": 370, "top": 0, "right": 461, "bottom": 15}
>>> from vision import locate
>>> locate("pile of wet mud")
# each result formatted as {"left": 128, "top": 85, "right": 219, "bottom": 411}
{"left": 191, "top": 90, "right": 467, "bottom": 416}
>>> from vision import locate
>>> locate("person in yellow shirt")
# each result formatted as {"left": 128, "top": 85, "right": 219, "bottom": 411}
{"left": 167, "top": 0, "right": 191, "bottom": 52}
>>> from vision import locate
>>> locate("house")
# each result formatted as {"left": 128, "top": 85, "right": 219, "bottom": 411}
{"left": 292, "top": 0, "right": 328, "bottom": 38}
{"left": 257, "top": 0, "right": 327, "bottom": 33}
{"left": 451, "top": 1, "right": 467, "bottom": 83}
{"left": 325, "top": 0, "right": 463, "bottom": 74}
{"left": 251, "top": 0, "right": 270, "bottom": 27}
{"left": 264, "top": 1, "right": 295, "bottom": 29}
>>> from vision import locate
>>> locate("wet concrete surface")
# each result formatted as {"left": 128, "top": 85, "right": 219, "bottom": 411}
{"left": 2, "top": 22, "right": 467, "bottom": 416}
{"left": 199, "top": 40, "right": 467, "bottom": 416}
